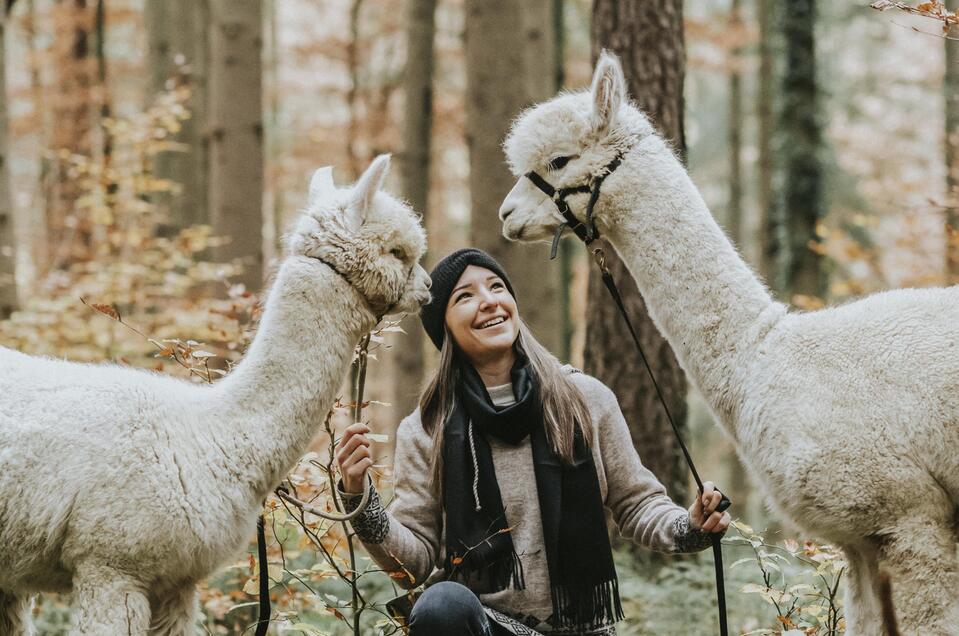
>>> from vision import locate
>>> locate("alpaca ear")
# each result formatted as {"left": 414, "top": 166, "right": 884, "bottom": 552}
{"left": 347, "top": 154, "right": 391, "bottom": 230}
{"left": 590, "top": 50, "right": 626, "bottom": 132}
{"left": 308, "top": 166, "right": 336, "bottom": 206}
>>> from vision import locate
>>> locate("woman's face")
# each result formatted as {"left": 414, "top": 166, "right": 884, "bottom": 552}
{"left": 444, "top": 265, "right": 520, "bottom": 366}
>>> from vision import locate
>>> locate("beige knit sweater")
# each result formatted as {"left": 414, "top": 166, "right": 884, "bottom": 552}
{"left": 344, "top": 370, "right": 714, "bottom": 634}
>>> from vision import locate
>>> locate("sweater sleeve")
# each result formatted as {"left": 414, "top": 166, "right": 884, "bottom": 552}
{"left": 341, "top": 412, "right": 442, "bottom": 588}
{"left": 583, "top": 375, "right": 715, "bottom": 554}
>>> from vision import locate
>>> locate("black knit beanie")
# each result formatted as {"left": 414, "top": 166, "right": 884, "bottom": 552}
{"left": 420, "top": 248, "right": 516, "bottom": 350}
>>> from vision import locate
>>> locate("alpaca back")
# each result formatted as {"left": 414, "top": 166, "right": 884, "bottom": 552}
{"left": 733, "top": 285, "right": 959, "bottom": 538}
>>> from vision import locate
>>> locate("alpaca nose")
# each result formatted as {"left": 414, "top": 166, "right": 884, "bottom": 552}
{"left": 425, "top": 276, "right": 432, "bottom": 290}
{"left": 499, "top": 205, "right": 513, "bottom": 222}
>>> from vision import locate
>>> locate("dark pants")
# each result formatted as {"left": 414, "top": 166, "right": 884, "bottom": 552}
{"left": 408, "top": 581, "right": 496, "bottom": 636}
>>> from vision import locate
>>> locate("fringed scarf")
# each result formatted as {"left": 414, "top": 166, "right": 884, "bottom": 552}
{"left": 442, "top": 356, "right": 624, "bottom": 631}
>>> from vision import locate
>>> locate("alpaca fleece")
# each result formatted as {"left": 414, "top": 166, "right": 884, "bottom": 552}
{"left": 498, "top": 53, "right": 959, "bottom": 635}
{"left": 0, "top": 154, "right": 430, "bottom": 635}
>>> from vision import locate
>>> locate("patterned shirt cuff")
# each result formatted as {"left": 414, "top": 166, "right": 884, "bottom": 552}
{"left": 672, "top": 513, "right": 722, "bottom": 553}
{"left": 339, "top": 479, "right": 390, "bottom": 544}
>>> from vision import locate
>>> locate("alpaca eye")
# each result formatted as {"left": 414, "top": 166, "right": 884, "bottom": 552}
{"left": 390, "top": 248, "right": 406, "bottom": 261}
{"left": 546, "top": 155, "right": 572, "bottom": 171}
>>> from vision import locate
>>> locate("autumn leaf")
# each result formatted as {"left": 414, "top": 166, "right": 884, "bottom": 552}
{"left": 81, "top": 298, "right": 121, "bottom": 321}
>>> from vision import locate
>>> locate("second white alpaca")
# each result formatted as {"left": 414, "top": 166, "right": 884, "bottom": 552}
{"left": 498, "top": 54, "right": 959, "bottom": 635}
{"left": 0, "top": 154, "right": 430, "bottom": 635}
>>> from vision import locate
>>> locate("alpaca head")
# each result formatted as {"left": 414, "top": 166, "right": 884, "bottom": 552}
{"left": 288, "top": 154, "right": 430, "bottom": 315}
{"left": 499, "top": 51, "right": 657, "bottom": 243}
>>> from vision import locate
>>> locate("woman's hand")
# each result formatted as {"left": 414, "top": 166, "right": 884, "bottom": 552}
{"left": 688, "top": 481, "right": 730, "bottom": 533}
{"left": 335, "top": 422, "right": 373, "bottom": 494}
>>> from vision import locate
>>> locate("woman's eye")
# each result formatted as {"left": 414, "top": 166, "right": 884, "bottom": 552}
{"left": 491, "top": 282, "right": 504, "bottom": 290}
{"left": 455, "top": 292, "right": 471, "bottom": 302}
{"left": 547, "top": 155, "right": 572, "bottom": 171}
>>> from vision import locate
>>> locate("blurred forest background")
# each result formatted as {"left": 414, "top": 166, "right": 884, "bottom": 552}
{"left": 1, "top": 0, "right": 957, "bottom": 634}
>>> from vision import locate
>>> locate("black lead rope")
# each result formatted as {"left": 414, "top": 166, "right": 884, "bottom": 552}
{"left": 525, "top": 158, "right": 731, "bottom": 636}
{"left": 254, "top": 515, "right": 270, "bottom": 636}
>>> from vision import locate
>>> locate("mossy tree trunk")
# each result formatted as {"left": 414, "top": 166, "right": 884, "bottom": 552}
{"left": 588, "top": 0, "right": 689, "bottom": 501}
{"left": 777, "top": 0, "right": 824, "bottom": 300}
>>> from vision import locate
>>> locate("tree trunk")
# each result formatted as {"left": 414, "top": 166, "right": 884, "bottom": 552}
{"left": 145, "top": 0, "right": 210, "bottom": 231}
{"left": 0, "top": 4, "right": 16, "bottom": 318}
{"left": 727, "top": 0, "right": 743, "bottom": 247}
{"left": 393, "top": 0, "right": 438, "bottom": 415}
{"left": 778, "top": 0, "right": 823, "bottom": 300}
{"left": 589, "top": 0, "right": 689, "bottom": 500}
{"left": 756, "top": 0, "right": 776, "bottom": 284}
{"left": 554, "top": 0, "right": 576, "bottom": 363}
{"left": 49, "top": 0, "right": 94, "bottom": 266}
{"left": 945, "top": 0, "right": 959, "bottom": 283}
{"left": 208, "top": 0, "right": 264, "bottom": 291}
{"left": 465, "top": 0, "right": 562, "bottom": 354}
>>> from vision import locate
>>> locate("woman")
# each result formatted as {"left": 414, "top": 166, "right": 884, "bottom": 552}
{"left": 336, "top": 248, "right": 730, "bottom": 636}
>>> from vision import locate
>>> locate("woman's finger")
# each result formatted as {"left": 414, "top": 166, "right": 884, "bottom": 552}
{"left": 335, "top": 431, "right": 371, "bottom": 467}
{"left": 706, "top": 490, "right": 723, "bottom": 515}
{"left": 701, "top": 481, "right": 715, "bottom": 507}
{"left": 702, "top": 510, "right": 726, "bottom": 533}
{"left": 336, "top": 423, "right": 371, "bottom": 453}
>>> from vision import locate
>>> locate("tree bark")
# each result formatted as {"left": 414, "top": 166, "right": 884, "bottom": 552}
{"left": 777, "top": 0, "right": 823, "bottom": 300}
{"left": 145, "top": 0, "right": 210, "bottom": 231}
{"left": 0, "top": 4, "right": 17, "bottom": 318}
{"left": 727, "top": 0, "right": 743, "bottom": 247}
{"left": 208, "top": 0, "right": 264, "bottom": 291}
{"left": 756, "top": 0, "right": 776, "bottom": 284}
{"left": 49, "top": 0, "right": 94, "bottom": 266}
{"left": 588, "top": 0, "right": 689, "bottom": 500}
{"left": 393, "top": 0, "right": 438, "bottom": 415}
{"left": 945, "top": 0, "right": 959, "bottom": 283}
{"left": 465, "top": 0, "right": 562, "bottom": 354}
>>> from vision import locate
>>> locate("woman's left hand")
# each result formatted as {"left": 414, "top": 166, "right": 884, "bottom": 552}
{"left": 688, "top": 481, "right": 730, "bottom": 533}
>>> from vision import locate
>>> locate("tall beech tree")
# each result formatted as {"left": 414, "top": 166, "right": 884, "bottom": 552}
{"left": 208, "top": 0, "right": 264, "bottom": 290}
{"left": 145, "top": 0, "right": 210, "bottom": 231}
{"left": 393, "top": 0, "right": 438, "bottom": 414}
{"left": 777, "top": 0, "right": 824, "bottom": 300}
{"left": 464, "top": 0, "right": 562, "bottom": 353}
{"left": 588, "top": 0, "right": 689, "bottom": 499}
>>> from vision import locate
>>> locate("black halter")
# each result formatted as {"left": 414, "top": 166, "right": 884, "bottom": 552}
{"left": 523, "top": 152, "right": 624, "bottom": 259}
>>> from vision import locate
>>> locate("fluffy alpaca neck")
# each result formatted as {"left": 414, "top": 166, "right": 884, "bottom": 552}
{"left": 600, "top": 134, "right": 781, "bottom": 428}
{"left": 212, "top": 257, "right": 376, "bottom": 501}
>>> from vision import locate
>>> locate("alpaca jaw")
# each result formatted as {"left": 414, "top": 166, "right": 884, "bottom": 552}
{"left": 499, "top": 177, "right": 570, "bottom": 243}
{"left": 390, "top": 263, "right": 432, "bottom": 314}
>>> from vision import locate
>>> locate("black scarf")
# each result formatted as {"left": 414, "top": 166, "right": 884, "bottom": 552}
{"left": 442, "top": 356, "right": 624, "bottom": 631}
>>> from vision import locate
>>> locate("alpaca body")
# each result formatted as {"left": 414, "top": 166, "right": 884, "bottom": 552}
{"left": 0, "top": 156, "right": 430, "bottom": 634}
{"left": 500, "top": 55, "right": 959, "bottom": 633}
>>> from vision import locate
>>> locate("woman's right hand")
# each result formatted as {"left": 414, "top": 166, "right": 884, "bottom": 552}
{"left": 335, "top": 422, "right": 373, "bottom": 494}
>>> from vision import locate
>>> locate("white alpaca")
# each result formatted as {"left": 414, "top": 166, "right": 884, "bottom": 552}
{"left": 498, "top": 53, "right": 959, "bottom": 635}
{"left": 0, "top": 155, "right": 430, "bottom": 635}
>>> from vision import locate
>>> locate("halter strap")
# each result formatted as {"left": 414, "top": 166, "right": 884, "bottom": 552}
{"left": 524, "top": 152, "right": 624, "bottom": 259}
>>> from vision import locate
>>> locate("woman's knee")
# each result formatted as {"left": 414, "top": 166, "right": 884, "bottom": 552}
{"left": 409, "top": 581, "right": 490, "bottom": 635}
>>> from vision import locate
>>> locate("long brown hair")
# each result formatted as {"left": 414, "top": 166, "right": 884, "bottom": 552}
{"left": 418, "top": 320, "right": 594, "bottom": 490}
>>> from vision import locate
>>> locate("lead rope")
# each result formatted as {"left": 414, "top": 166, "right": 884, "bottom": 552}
{"left": 526, "top": 157, "right": 730, "bottom": 636}
{"left": 589, "top": 247, "right": 729, "bottom": 636}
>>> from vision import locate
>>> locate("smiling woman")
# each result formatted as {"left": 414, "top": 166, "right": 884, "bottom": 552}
{"left": 334, "top": 248, "right": 730, "bottom": 636}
